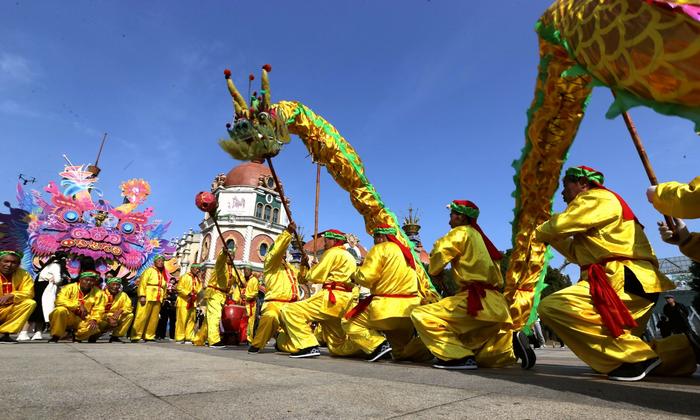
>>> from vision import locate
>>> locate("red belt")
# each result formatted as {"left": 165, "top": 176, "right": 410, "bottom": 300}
{"left": 187, "top": 292, "right": 197, "bottom": 310}
{"left": 322, "top": 282, "right": 354, "bottom": 304}
{"left": 581, "top": 257, "right": 638, "bottom": 338}
{"left": 344, "top": 293, "right": 417, "bottom": 320}
{"left": 461, "top": 281, "right": 499, "bottom": 317}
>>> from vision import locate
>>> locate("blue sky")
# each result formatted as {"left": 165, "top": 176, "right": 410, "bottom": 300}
{"left": 1, "top": 0, "right": 698, "bottom": 277}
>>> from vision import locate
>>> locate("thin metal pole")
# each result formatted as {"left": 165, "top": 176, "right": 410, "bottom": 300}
{"left": 265, "top": 158, "right": 308, "bottom": 261}
{"left": 313, "top": 163, "right": 321, "bottom": 256}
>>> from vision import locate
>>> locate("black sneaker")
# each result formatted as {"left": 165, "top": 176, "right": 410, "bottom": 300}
{"left": 289, "top": 346, "right": 321, "bottom": 358}
{"left": 367, "top": 340, "right": 393, "bottom": 362}
{"left": 109, "top": 336, "right": 124, "bottom": 343}
{"left": 248, "top": 345, "right": 260, "bottom": 354}
{"left": 88, "top": 334, "right": 99, "bottom": 343}
{"left": 209, "top": 341, "right": 226, "bottom": 349}
{"left": 130, "top": 339, "right": 140, "bottom": 343}
{"left": 48, "top": 336, "right": 60, "bottom": 343}
{"left": 513, "top": 331, "right": 536, "bottom": 369}
{"left": 608, "top": 358, "right": 661, "bottom": 382}
{"left": 432, "top": 356, "right": 478, "bottom": 370}
{"left": 0, "top": 333, "right": 17, "bottom": 343}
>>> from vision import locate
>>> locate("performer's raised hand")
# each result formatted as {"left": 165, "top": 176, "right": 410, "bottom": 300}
{"left": 287, "top": 221, "right": 297, "bottom": 234}
{"left": 658, "top": 218, "right": 688, "bottom": 245}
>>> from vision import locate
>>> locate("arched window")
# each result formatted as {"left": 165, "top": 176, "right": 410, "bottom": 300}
{"left": 272, "top": 208, "right": 279, "bottom": 224}
{"left": 255, "top": 203, "right": 263, "bottom": 219}
{"left": 264, "top": 205, "right": 272, "bottom": 221}
{"left": 225, "top": 239, "right": 236, "bottom": 253}
{"left": 259, "top": 243, "right": 269, "bottom": 257}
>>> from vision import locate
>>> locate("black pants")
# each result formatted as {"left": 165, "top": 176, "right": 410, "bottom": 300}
{"left": 156, "top": 303, "right": 176, "bottom": 339}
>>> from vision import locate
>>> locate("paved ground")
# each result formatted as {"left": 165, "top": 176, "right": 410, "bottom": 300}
{"left": 3, "top": 341, "right": 699, "bottom": 419}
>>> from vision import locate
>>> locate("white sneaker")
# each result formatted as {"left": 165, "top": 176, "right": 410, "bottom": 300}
{"left": 16, "top": 331, "right": 31, "bottom": 341}
{"left": 31, "top": 331, "right": 43, "bottom": 341}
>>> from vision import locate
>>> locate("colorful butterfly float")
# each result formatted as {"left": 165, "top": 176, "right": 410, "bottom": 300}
{"left": 0, "top": 164, "right": 174, "bottom": 283}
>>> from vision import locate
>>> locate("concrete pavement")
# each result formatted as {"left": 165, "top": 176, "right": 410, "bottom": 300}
{"left": 3, "top": 341, "right": 699, "bottom": 419}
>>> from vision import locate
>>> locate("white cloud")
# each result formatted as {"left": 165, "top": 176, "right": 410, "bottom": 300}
{"left": 0, "top": 99, "right": 39, "bottom": 118}
{"left": 0, "top": 52, "right": 33, "bottom": 86}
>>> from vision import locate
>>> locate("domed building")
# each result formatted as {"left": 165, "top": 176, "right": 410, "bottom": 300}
{"left": 195, "top": 161, "right": 289, "bottom": 273}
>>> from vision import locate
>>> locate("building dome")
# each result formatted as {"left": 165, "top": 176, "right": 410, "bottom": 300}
{"left": 224, "top": 161, "right": 272, "bottom": 187}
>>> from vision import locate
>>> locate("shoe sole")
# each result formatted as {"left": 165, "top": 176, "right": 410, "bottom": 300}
{"left": 367, "top": 346, "right": 393, "bottom": 362}
{"left": 289, "top": 352, "right": 320, "bottom": 358}
{"left": 514, "top": 332, "right": 536, "bottom": 369}
{"left": 608, "top": 359, "right": 662, "bottom": 382}
{"left": 432, "top": 363, "right": 478, "bottom": 370}
{"left": 209, "top": 345, "right": 226, "bottom": 349}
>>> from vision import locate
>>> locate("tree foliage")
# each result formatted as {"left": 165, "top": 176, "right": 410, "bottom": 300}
{"left": 690, "top": 261, "right": 700, "bottom": 314}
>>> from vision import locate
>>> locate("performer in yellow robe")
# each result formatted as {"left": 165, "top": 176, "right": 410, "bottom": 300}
{"left": 411, "top": 201, "right": 532, "bottom": 370}
{"left": 0, "top": 250, "right": 36, "bottom": 343}
{"left": 647, "top": 176, "right": 700, "bottom": 262}
{"left": 206, "top": 250, "right": 243, "bottom": 348}
{"left": 243, "top": 267, "right": 260, "bottom": 341}
{"left": 281, "top": 229, "right": 370, "bottom": 359}
{"left": 343, "top": 225, "right": 432, "bottom": 362}
{"left": 248, "top": 223, "right": 301, "bottom": 354}
{"left": 49, "top": 270, "right": 105, "bottom": 342}
{"left": 175, "top": 264, "right": 202, "bottom": 343}
{"left": 537, "top": 166, "right": 696, "bottom": 381}
{"left": 93, "top": 275, "right": 133, "bottom": 343}
{"left": 130, "top": 255, "right": 169, "bottom": 342}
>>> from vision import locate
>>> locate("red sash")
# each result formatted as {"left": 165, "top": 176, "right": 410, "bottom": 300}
{"left": 322, "top": 282, "right": 354, "bottom": 304}
{"left": 0, "top": 273, "right": 12, "bottom": 295}
{"left": 582, "top": 257, "right": 639, "bottom": 338}
{"left": 461, "top": 281, "right": 499, "bottom": 317}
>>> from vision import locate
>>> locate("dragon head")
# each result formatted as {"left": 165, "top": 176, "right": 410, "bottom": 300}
{"left": 219, "top": 64, "right": 291, "bottom": 161}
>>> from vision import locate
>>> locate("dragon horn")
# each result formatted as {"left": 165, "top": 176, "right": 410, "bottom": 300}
{"left": 260, "top": 64, "right": 272, "bottom": 110}
{"left": 224, "top": 69, "right": 248, "bottom": 114}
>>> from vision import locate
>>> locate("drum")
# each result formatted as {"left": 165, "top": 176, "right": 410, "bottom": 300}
{"left": 221, "top": 304, "right": 246, "bottom": 333}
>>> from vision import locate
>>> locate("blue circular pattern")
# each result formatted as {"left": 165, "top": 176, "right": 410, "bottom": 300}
{"left": 63, "top": 210, "right": 79, "bottom": 223}
{"left": 121, "top": 222, "right": 134, "bottom": 234}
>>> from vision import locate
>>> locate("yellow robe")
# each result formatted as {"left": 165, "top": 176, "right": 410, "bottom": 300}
{"left": 250, "top": 230, "right": 299, "bottom": 352}
{"left": 410, "top": 225, "right": 515, "bottom": 366}
{"left": 344, "top": 241, "right": 431, "bottom": 361}
{"left": 99, "top": 290, "right": 134, "bottom": 337}
{"left": 130, "top": 266, "right": 168, "bottom": 340}
{"left": 652, "top": 176, "right": 700, "bottom": 219}
{"left": 651, "top": 176, "right": 700, "bottom": 262}
{"left": 50, "top": 283, "right": 105, "bottom": 340}
{"left": 281, "top": 245, "right": 367, "bottom": 356}
{"left": 244, "top": 275, "right": 259, "bottom": 341}
{"left": 205, "top": 252, "right": 243, "bottom": 345}
{"left": 536, "top": 188, "right": 694, "bottom": 375}
{"left": 175, "top": 272, "right": 201, "bottom": 342}
{"left": 0, "top": 268, "right": 36, "bottom": 334}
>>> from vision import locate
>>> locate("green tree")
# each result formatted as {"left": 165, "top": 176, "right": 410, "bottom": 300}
{"left": 690, "top": 261, "right": 700, "bottom": 314}
{"left": 542, "top": 266, "right": 572, "bottom": 298}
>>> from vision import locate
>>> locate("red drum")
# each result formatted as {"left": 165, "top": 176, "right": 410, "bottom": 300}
{"left": 221, "top": 304, "right": 246, "bottom": 333}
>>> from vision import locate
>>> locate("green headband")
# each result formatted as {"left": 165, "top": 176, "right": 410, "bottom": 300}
{"left": 323, "top": 231, "right": 346, "bottom": 241}
{"left": 373, "top": 227, "right": 397, "bottom": 236}
{"left": 154, "top": 255, "right": 165, "bottom": 262}
{"left": 106, "top": 277, "right": 122, "bottom": 285}
{"left": 0, "top": 250, "right": 23, "bottom": 259}
{"left": 449, "top": 202, "right": 479, "bottom": 219}
{"left": 79, "top": 271, "right": 100, "bottom": 279}
{"left": 191, "top": 263, "right": 201, "bottom": 269}
{"left": 565, "top": 166, "right": 604, "bottom": 185}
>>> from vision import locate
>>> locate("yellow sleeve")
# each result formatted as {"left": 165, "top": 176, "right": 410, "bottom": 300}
{"left": 137, "top": 269, "right": 149, "bottom": 297}
{"left": 428, "top": 228, "right": 466, "bottom": 276}
{"left": 55, "top": 285, "right": 78, "bottom": 310}
{"left": 352, "top": 245, "right": 384, "bottom": 289}
{"left": 680, "top": 233, "right": 700, "bottom": 262}
{"left": 12, "top": 270, "right": 35, "bottom": 301}
{"left": 213, "top": 251, "right": 228, "bottom": 287}
{"left": 264, "top": 230, "right": 292, "bottom": 274}
{"left": 245, "top": 277, "right": 259, "bottom": 300}
{"left": 119, "top": 293, "right": 133, "bottom": 316}
{"left": 305, "top": 250, "right": 335, "bottom": 284}
{"left": 176, "top": 274, "right": 192, "bottom": 300}
{"left": 89, "top": 291, "right": 106, "bottom": 322}
{"left": 547, "top": 237, "right": 578, "bottom": 264}
{"left": 536, "top": 191, "right": 618, "bottom": 244}
{"left": 653, "top": 176, "right": 700, "bottom": 219}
